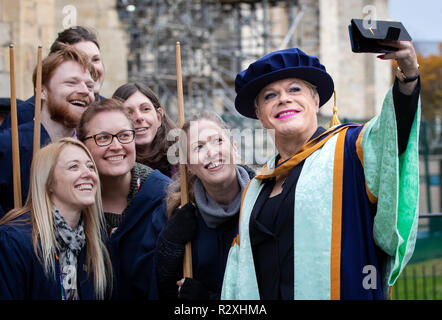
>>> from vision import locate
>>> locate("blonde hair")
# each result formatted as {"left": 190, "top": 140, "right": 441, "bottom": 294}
{"left": 0, "top": 138, "right": 112, "bottom": 299}
{"left": 166, "top": 111, "right": 233, "bottom": 217}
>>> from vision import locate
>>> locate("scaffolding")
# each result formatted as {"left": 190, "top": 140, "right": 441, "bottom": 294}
{"left": 116, "top": 0, "right": 309, "bottom": 122}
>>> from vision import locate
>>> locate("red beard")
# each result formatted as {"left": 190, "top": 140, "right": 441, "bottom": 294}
{"left": 46, "top": 92, "right": 92, "bottom": 128}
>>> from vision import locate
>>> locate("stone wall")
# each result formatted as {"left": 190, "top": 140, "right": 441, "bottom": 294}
{"left": 319, "top": 0, "right": 392, "bottom": 121}
{"left": 0, "top": 0, "right": 56, "bottom": 98}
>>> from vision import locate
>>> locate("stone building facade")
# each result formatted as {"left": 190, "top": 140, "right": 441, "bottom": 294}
{"left": 1, "top": 0, "right": 391, "bottom": 120}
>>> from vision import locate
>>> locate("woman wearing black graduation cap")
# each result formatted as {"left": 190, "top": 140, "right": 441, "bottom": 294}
{"left": 222, "top": 41, "right": 421, "bottom": 300}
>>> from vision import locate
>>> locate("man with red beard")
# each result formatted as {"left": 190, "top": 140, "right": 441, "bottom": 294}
{"left": 0, "top": 46, "right": 96, "bottom": 216}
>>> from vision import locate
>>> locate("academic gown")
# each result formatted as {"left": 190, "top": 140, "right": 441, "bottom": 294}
{"left": 222, "top": 80, "right": 421, "bottom": 300}
{"left": 250, "top": 126, "right": 387, "bottom": 299}
{"left": 0, "top": 121, "right": 51, "bottom": 217}
{"left": 250, "top": 79, "right": 420, "bottom": 300}
{"left": 106, "top": 170, "right": 170, "bottom": 300}
{"left": 0, "top": 213, "right": 96, "bottom": 300}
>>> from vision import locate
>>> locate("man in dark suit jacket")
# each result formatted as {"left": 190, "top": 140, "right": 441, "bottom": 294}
{"left": 0, "top": 97, "right": 34, "bottom": 131}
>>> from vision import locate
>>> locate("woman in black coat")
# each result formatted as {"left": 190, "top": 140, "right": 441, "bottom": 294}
{"left": 0, "top": 138, "right": 112, "bottom": 300}
{"left": 156, "top": 111, "right": 255, "bottom": 300}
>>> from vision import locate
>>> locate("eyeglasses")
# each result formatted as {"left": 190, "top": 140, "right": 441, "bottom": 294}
{"left": 83, "top": 129, "right": 135, "bottom": 147}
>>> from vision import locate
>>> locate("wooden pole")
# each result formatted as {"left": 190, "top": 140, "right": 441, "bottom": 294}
{"left": 33, "top": 46, "right": 42, "bottom": 157}
{"left": 9, "top": 44, "right": 22, "bottom": 208}
{"left": 176, "top": 41, "right": 193, "bottom": 278}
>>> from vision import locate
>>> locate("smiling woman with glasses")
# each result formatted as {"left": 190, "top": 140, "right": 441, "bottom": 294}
{"left": 83, "top": 129, "right": 135, "bottom": 147}
{"left": 77, "top": 98, "right": 170, "bottom": 299}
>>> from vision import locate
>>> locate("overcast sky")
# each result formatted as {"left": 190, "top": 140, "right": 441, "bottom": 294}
{"left": 389, "top": 0, "right": 442, "bottom": 41}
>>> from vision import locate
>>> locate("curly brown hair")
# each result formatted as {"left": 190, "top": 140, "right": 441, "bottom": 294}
{"left": 49, "top": 26, "right": 100, "bottom": 53}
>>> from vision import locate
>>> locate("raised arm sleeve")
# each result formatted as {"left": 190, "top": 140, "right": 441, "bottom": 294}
{"left": 393, "top": 77, "right": 421, "bottom": 155}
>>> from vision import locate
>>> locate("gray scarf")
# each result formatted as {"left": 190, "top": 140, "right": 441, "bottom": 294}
{"left": 53, "top": 206, "right": 85, "bottom": 300}
{"left": 194, "top": 165, "right": 251, "bottom": 228}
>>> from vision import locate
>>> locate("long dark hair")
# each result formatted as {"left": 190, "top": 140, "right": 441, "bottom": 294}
{"left": 49, "top": 26, "right": 100, "bottom": 53}
{"left": 112, "top": 82, "right": 177, "bottom": 177}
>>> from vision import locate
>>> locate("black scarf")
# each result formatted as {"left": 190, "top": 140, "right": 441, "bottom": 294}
{"left": 53, "top": 206, "right": 86, "bottom": 300}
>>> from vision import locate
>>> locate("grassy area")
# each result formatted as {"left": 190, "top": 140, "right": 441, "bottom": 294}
{"left": 391, "top": 258, "right": 442, "bottom": 300}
